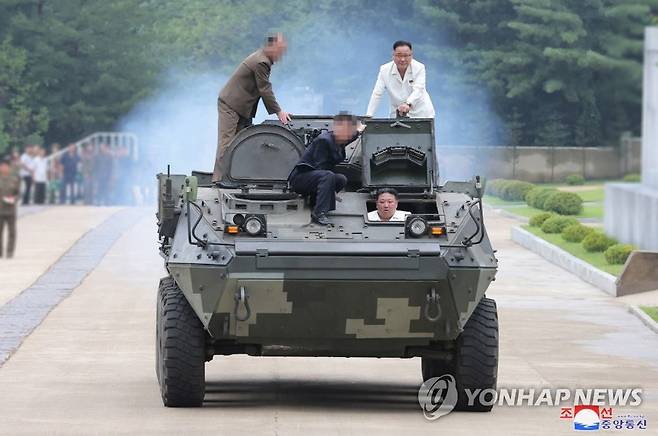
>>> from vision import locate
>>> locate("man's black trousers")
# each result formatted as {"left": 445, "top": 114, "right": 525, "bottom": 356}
{"left": 289, "top": 169, "right": 347, "bottom": 216}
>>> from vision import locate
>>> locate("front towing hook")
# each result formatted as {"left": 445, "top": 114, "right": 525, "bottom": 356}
{"left": 233, "top": 286, "right": 252, "bottom": 322}
{"left": 424, "top": 288, "right": 441, "bottom": 322}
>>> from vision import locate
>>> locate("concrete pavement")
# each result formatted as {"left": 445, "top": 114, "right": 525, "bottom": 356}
{"left": 0, "top": 208, "right": 657, "bottom": 435}
{"left": 0, "top": 206, "right": 119, "bottom": 307}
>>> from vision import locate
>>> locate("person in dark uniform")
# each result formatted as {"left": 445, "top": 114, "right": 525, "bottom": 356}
{"left": 0, "top": 155, "right": 20, "bottom": 258}
{"left": 213, "top": 33, "right": 292, "bottom": 182}
{"left": 288, "top": 112, "right": 360, "bottom": 226}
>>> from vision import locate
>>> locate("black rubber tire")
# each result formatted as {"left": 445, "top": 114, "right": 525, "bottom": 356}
{"left": 421, "top": 355, "right": 452, "bottom": 381}
{"left": 420, "top": 297, "right": 499, "bottom": 412}
{"left": 453, "top": 297, "right": 499, "bottom": 411}
{"left": 156, "top": 276, "right": 206, "bottom": 407}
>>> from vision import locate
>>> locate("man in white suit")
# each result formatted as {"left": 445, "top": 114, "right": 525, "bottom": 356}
{"left": 366, "top": 40, "right": 435, "bottom": 119}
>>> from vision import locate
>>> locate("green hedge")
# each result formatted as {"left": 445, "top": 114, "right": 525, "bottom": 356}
{"left": 525, "top": 187, "right": 543, "bottom": 208}
{"left": 529, "top": 212, "right": 556, "bottom": 227}
{"left": 485, "top": 179, "right": 509, "bottom": 197}
{"left": 501, "top": 181, "right": 535, "bottom": 201}
{"left": 582, "top": 232, "right": 618, "bottom": 252}
{"left": 561, "top": 223, "right": 594, "bottom": 243}
{"left": 604, "top": 244, "right": 634, "bottom": 264}
{"left": 565, "top": 174, "right": 585, "bottom": 185}
{"left": 543, "top": 191, "right": 583, "bottom": 215}
{"left": 526, "top": 188, "right": 558, "bottom": 210}
{"left": 486, "top": 179, "right": 536, "bottom": 201}
{"left": 541, "top": 216, "right": 579, "bottom": 234}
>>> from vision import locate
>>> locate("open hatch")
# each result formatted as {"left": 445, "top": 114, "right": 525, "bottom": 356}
{"left": 361, "top": 118, "right": 436, "bottom": 191}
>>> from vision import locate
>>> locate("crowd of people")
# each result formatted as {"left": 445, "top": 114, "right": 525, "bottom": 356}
{"left": 0, "top": 141, "right": 153, "bottom": 259}
{"left": 10, "top": 142, "right": 140, "bottom": 206}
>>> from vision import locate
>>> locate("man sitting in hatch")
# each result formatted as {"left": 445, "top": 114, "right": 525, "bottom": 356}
{"left": 288, "top": 112, "right": 360, "bottom": 226}
{"left": 367, "top": 188, "right": 410, "bottom": 222}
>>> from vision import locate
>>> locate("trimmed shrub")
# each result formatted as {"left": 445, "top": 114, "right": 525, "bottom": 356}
{"left": 623, "top": 173, "right": 641, "bottom": 183}
{"left": 561, "top": 223, "right": 594, "bottom": 243}
{"left": 565, "top": 174, "right": 585, "bottom": 185}
{"left": 604, "top": 244, "right": 635, "bottom": 265}
{"left": 541, "top": 216, "right": 579, "bottom": 234}
{"left": 500, "top": 180, "right": 535, "bottom": 201}
{"left": 485, "top": 179, "right": 509, "bottom": 197}
{"left": 532, "top": 188, "right": 559, "bottom": 210}
{"left": 543, "top": 191, "right": 583, "bottom": 215}
{"left": 525, "top": 187, "right": 542, "bottom": 207}
{"left": 582, "top": 231, "right": 618, "bottom": 252}
{"left": 529, "top": 212, "right": 556, "bottom": 227}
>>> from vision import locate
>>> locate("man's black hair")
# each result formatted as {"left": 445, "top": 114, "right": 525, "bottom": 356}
{"left": 393, "top": 40, "right": 412, "bottom": 51}
{"left": 376, "top": 187, "right": 399, "bottom": 200}
{"left": 266, "top": 33, "right": 283, "bottom": 45}
{"left": 0, "top": 154, "right": 11, "bottom": 165}
{"left": 334, "top": 110, "right": 357, "bottom": 125}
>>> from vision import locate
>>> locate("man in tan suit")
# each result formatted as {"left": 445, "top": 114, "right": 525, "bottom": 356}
{"left": 213, "top": 33, "right": 292, "bottom": 182}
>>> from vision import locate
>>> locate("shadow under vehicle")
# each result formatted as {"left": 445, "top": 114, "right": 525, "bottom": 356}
{"left": 155, "top": 115, "right": 499, "bottom": 410}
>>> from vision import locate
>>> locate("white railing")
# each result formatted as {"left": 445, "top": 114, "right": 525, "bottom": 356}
{"left": 46, "top": 132, "right": 139, "bottom": 163}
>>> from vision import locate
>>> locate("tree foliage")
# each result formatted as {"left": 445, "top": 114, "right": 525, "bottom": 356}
{"left": 0, "top": 0, "right": 656, "bottom": 153}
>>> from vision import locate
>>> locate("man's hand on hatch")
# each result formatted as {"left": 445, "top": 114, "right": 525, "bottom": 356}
{"left": 277, "top": 110, "right": 292, "bottom": 124}
{"left": 397, "top": 103, "right": 410, "bottom": 115}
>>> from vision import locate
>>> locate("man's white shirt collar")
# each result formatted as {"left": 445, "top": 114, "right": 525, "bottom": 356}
{"left": 367, "top": 209, "right": 411, "bottom": 221}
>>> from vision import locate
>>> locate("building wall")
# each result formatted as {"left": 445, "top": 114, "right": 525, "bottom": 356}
{"left": 437, "top": 136, "right": 641, "bottom": 182}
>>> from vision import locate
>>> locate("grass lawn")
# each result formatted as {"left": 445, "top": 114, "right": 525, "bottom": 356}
{"left": 523, "top": 225, "right": 624, "bottom": 276}
{"left": 573, "top": 188, "right": 604, "bottom": 202}
{"left": 640, "top": 306, "right": 658, "bottom": 323}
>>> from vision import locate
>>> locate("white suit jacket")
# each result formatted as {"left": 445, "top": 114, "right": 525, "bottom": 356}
{"left": 366, "top": 59, "right": 435, "bottom": 118}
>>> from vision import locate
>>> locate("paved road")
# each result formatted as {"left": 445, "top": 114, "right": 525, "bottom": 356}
{"left": 0, "top": 208, "right": 657, "bottom": 435}
{"left": 0, "top": 206, "right": 119, "bottom": 307}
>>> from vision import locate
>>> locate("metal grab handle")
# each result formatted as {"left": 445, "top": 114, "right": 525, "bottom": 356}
{"left": 233, "top": 286, "right": 251, "bottom": 322}
{"left": 424, "top": 288, "right": 441, "bottom": 322}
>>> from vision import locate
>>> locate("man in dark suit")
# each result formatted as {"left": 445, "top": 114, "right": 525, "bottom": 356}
{"left": 289, "top": 112, "right": 360, "bottom": 226}
{"left": 213, "top": 33, "right": 292, "bottom": 182}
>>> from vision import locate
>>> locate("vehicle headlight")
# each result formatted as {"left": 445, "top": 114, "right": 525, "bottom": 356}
{"left": 407, "top": 216, "right": 428, "bottom": 238}
{"left": 244, "top": 216, "right": 265, "bottom": 236}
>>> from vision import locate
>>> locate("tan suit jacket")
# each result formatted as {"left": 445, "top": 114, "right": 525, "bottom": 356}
{"left": 219, "top": 49, "right": 282, "bottom": 119}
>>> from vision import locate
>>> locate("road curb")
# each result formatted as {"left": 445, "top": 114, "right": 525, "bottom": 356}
{"left": 627, "top": 305, "right": 658, "bottom": 334}
{"left": 510, "top": 225, "right": 617, "bottom": 296}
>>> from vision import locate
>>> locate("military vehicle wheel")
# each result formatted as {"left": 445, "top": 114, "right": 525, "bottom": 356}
{"left": 453, "top": 297, "right": 498, "bottom": 411}
{"left": 156, "top": 276, "right": 206, "bottom": 407}
{"left": 421, "top": 297, "right": 498, "bottom": 412}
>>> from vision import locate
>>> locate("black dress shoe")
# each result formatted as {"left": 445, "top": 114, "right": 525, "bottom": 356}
{"left": 311, "top": 213, "right": 331, "bottom": 226}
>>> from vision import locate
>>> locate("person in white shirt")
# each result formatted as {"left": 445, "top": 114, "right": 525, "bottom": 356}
{"left": 19, "top": 145, "right": 36, "bottom": 205}
{"left": 32, "top": 147, "right": 48, "bottom": 205}
{"left": 366, "top": 40, "right": 435, "bottom": 119}
{"left": 367, "top": 188, "right": 411, "bottom": 222}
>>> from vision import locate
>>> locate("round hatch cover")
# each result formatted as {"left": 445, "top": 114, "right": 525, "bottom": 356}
{"left": 220, "top": 124, "right": 304, "bottom": 184}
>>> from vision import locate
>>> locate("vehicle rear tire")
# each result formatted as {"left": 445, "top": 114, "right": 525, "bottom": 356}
{"left": 156, "top": 276, "right": 206, "bottom": 407}
{"left": 420, "top": 297, "right": 499, "bottom": 412}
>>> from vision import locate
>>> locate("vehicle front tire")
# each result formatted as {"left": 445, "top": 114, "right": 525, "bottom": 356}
{"left": 453, "top": 297, "right": 498, "bottom": 411}
{"left": 156, "top": 276, "right": 206, "bottom": 407}
{"left": 420, "top": 297, "right": 499, "bottom": 412}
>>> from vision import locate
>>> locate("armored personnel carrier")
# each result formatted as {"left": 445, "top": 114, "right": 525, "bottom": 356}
{"left": 155, "top": 116, "right": 498, "bottom": 410}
